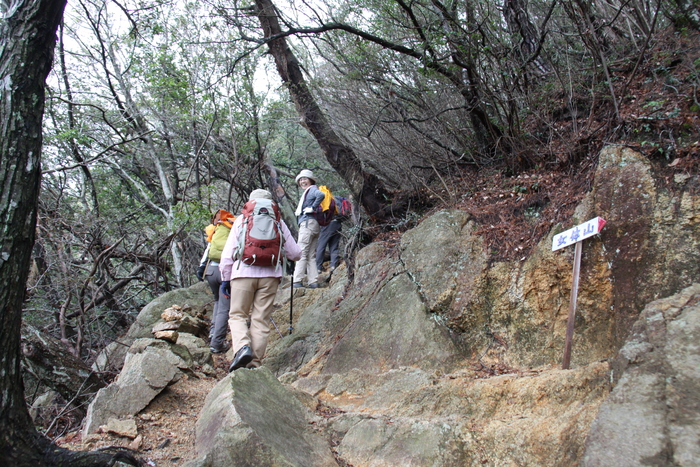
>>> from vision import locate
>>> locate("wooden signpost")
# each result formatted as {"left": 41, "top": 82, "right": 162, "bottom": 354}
{"left": 552, "top": 216, "right": 607, "bottom": 370}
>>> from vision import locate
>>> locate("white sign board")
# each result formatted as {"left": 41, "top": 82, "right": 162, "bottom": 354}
{"left": 552, "top": 217, "right": 607, "bottom": 251}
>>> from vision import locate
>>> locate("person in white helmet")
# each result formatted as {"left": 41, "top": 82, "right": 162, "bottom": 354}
{"left": 292, "top": 169, "right": 324, "bottom": 288}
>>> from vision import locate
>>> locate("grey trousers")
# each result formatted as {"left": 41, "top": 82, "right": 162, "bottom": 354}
{"left": 316, "top": 219, "right": 341, "bottom": 270}
{"left": 205, "top": 261, "right": 230, "bottom": 350}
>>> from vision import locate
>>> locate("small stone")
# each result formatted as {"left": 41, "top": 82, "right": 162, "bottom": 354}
{"left": 161, "top": 308, "right": 184, "bottom": 321}
{"left": 100, "top": 418, "right": 138, "bottom": 439}
{"left": 129, "top": 434, "right": 143, "bottom": 450}
{"left": 154, "top": 330, "right": 179, "bottom": 343}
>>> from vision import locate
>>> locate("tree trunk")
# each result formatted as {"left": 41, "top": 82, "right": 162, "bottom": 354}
{"left": 0, "top": 0, "right": 66, "bottom": 461}
{"left": 503, "top": 0, "right": 550, "bottom": 74}
{"left": 0, "top": 1, "right": 141, "bottom": 465}
{"left": 265, "top": 161, "right": 299, "bottom": 239}
{"left": 253, "top": 0, "right": 392, "bottom": 221}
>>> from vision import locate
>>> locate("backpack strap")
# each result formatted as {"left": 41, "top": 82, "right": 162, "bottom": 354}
{"left": 233, "top": 216, "right": 248, "bottom": 270}
{"left": 276, "top": 219, "right": 286, "bottom": 274}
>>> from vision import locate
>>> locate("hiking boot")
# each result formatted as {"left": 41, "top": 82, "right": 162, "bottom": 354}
{"left": 306, "top": 282, "right": 319, "bottom": 289}
{"left": 293, "top": 282, "right": 304, "bottom": 288}
{"left": 229, "top": 345, "right": 254, "bottom": 372}
{"left": 210, "top": 343, "right": 230, "bottom": 354}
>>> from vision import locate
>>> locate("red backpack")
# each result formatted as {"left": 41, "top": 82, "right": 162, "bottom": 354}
{"left": 234, "top": 198, "right": 284, "bottom": 268}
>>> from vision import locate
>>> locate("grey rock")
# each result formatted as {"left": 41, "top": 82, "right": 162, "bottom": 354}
{"left": 191, "top": 367, "right": 337, "bottom": 466}
{"left": 176, "top": 332, "right": 214, "bottom": 367}
{"left": 101, "top": 417, "right": 138, "bottom": 439}
{"left": 82, "top": 345, "right": 182, "bottom": 436}
{"left": 338, "top": 417, "right": 469, "bottom": 467}
{"left": 93, "top": 282, "right": 212, "bottom": 372}
{"left": 321, "top": 273, "right": 462, "bottom": 374}
{"left": 583, "top": 283, "right": 700, "bottom": 466}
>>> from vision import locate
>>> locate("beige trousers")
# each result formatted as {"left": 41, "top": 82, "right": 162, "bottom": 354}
{"left": 228, "top": 276, "right": 281, "bottom": 368}
{"left": 293, "top": 218, "right": 320, "bottom": 285}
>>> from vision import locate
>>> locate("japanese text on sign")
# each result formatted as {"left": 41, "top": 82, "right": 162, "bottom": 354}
{"left": 552, "top": 217, "right": 607, "bottom": 251}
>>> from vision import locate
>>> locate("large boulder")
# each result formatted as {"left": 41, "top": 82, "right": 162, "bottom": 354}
{"left": 582, "top": 283, "right": 700, "bottom": 466}
{"left": 320, "top": 272, "right": 462, "bottom": 374}
{"left": 82, "top": 339, "right": 188, "bottom": 436}
{"left": 267, "top": 240, "right": 464, "bottom": 378}
{"left": 188, "top": 367, "right": 337, "bottom": 467}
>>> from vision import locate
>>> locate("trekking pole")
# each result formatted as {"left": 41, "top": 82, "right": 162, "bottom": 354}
{"left": 288, "top": 275, "right": 294, "bottom": 335}
{"left": 270, "top": 317, "right": 284, "bottom": 338}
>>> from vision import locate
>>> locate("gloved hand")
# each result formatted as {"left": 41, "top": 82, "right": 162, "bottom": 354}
{"left": 303, "top": 207, "right": 314, "bottom": 214}
{"left": 196, "top": 264, "right": 206, "bottom": 281}
{"left": 220, "top": 280, "right": 231, "bottom": 299}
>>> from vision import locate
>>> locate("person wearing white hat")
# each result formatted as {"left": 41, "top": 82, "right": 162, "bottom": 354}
{"left": 292, "top": 169, "right": 325, "bottom": 288}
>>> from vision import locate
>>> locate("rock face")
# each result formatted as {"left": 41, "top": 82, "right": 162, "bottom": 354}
{"left": 399, "top": 144, "right": 700, "bottom": 369}
{"left": 582, "top": 283, "right": 700, "bottom": 466}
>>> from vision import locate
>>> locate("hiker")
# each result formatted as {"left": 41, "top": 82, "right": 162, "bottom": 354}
{"left": 316, "top": 219, "right": 341, "bottom": 272}
{"left": 197, "top": 209, "right": 235, "bottom": 354}
{"left": 316, "top": 195, "right": 352, "bottom": 272}
{"left": 292, "top": 169, "right": 325, "bottom": 288}
{"left": 219, "top": 189, "right": 301, "bottom": 371}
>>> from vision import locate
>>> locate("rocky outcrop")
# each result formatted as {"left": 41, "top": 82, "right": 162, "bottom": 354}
{"left": 83, "top": 284, "right": 217, "bottom": 438}
{"left": 82, "top": 340, "right": 185, "bottom": 436}
{"left": 582, "top": 283, "right": 700, "bottom": 466}
{"left": 92, "top": 281, "right": 213, "bottom": 372}
{"left": 188, "top": 368, "right": 337, "bottom": 467}
{"left": 395, "top": 145, "right": 699, "bottom": 369}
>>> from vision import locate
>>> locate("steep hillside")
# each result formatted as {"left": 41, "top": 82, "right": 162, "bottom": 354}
{"left": 44, "top": 27, "right": 700, "bottom": 466}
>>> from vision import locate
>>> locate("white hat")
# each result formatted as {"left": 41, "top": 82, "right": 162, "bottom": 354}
{"left": 295, "top": 169, "right": 316, "bottom": 185}
{"left": 249, "top": 189, "right": 273, "bottom": 200}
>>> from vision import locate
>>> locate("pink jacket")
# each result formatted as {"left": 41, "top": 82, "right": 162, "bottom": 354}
{"left": 219, "top": 216, "right": 302, "bottom": 281}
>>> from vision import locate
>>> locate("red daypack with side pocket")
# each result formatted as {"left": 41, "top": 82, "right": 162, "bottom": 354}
{"left": 235, "top": 198, "right": 284, "bottom": 268}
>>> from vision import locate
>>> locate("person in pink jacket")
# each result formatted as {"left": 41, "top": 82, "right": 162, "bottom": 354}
{"left": 219, "top": 189, "right": 302, "bottom": 372}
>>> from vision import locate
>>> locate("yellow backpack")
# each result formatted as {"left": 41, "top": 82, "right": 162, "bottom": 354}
{"left": 207, "top": 209, "right": 236, "bottom": 261}
{"left": 315, "top": 186, "right": 336, "bottom": 226}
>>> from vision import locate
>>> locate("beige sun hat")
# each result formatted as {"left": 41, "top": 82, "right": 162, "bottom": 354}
{"left": 295, "top": 169, "right": 316, "bottom": 185}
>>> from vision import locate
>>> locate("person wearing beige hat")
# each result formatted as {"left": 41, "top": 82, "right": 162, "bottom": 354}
{"left": 219, "top": 189, "right": 302, "bottom": 371}
{"left": 292, "top": 169, "right": 325, "bottom": 288}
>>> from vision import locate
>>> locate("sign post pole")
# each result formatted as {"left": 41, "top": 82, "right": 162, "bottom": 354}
{"left": 561, "top": 241, "right": 582, "bottom": 369}
{"left": 552, "top": 217, "right": 606, "bottom": 370}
